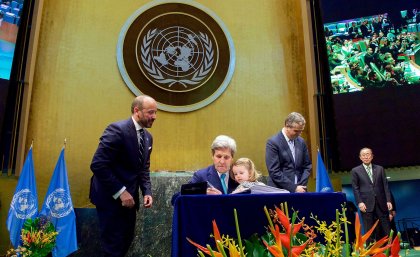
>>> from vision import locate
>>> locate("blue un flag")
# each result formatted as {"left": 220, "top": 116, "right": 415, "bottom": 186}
{"left": 40, "top": 148, "right": 78, "bottom": 257}
{"left": 6, "top": 147, "right": 38, "bottom": 248}
{"left": 315, "top": 151, "right": 334, "bottom": 193}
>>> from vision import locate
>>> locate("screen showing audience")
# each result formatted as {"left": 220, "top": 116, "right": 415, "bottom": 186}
{"left": 318, "top": 0, "right": 420, "bottom": 170}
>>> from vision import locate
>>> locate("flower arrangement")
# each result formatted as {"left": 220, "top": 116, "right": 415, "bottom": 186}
{"left": 7, "top": 215, "right": 59, "bottom": 257}
{"left": 187, "top": 202, "right": 401, "bottom": 257}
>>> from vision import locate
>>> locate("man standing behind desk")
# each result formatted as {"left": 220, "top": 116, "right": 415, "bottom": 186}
{"left": 351, "top": 147, "right": 392, "bottom": 242}
{"left": 90, "top": 95, "right": 157, "bottom": 257}
{"left": 265, "top": 112, "right": 312, "bottom": 193}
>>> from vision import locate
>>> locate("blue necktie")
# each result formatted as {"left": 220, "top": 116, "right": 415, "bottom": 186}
{"left": 220, "top": 173, "right": 228, "bottom": 194}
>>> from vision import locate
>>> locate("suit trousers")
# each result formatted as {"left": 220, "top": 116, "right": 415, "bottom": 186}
{"left": 96, "top": 205, "right": 137, "bottom": 257}
{"left": 361, "top": 200, "right": 391, "bottom": 244}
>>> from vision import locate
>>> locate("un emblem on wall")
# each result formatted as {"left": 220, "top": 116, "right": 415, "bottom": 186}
{"left": 117, "top": 1, "right": 235, "bottom": 112}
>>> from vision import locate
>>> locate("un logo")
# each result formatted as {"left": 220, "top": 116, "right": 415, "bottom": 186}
{"left": 321, "top": 187, "right": 332, "bottom": 192}
{"left": 10, "top": 189, "right": 37, "bottom": 219}
{"left": 117, "top": 1, "right": 235, "bottom": 112}
{"left": 141, "top": 27, "right": 214, "bottom": 92}
{"left": 45, "top": 188, "right": 73, "bottom": 218}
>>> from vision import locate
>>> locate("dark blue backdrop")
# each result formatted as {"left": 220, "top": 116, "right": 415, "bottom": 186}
{"left": 343, "top": 179, "right": 420, "bottom": 233}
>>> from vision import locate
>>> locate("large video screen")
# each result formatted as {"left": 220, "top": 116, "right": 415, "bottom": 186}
{"left": 0, "top": 0, "right": 24, "bottom": 80}
{"left": 317, "top": 0, "right": 420, "bottom": 170}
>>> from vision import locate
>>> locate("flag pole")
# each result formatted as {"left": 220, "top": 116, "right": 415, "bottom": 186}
{"left": 63, "top": 138, "right": 67, "bottom": 149}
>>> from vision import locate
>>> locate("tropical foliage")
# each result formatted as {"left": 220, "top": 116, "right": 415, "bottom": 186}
{"left": 187, "top": 202, "right": 401, "bottom": 257}
{"left": 7, "top": 216, "right": 58, "bottom": 257}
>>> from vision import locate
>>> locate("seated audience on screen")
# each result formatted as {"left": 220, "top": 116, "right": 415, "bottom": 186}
{"left": 348, "top": 22, "right": 361, "bottom": 39}
{"left": 372, "top": 17, "right": 382, "bottom": 35}
{"left": 324, "top": 14, "right": 420, "bottom": 94}
{"left": 360, "top": 20, "right": 372, "bottom": 38}
{"left": 364, "top": 47, "right": 380, "bottom": 68}
{"left": 230, "top": 158, "right": 265, "bottom": 194}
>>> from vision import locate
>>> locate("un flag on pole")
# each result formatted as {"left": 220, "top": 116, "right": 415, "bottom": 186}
{"left": 6, "top": 147, "right": 38, "bottom": 248}
{"left": 40, "top": 148, "right": 78, "bottom": 257}
{"left": 316, "top": 151, "right": 334, "bottom": 193}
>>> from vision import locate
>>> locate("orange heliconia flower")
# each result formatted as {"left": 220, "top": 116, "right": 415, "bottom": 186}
{"left": 186, "top": 237, "right": 223, "bottom": 257}
{"left": 266, "top": 207, "right": 308, "bottom": 257}
{"left": 353, "top": 213, "right": 392, "bottom": 256}
{"left": 187, "top": 219, "right": 241, "bottom": 257}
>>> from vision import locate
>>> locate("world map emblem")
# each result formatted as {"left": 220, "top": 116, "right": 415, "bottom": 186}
{"left": 117, "top": 1, "right": 235, "bottom": 112}
{"left": 141, "top": 27, "right": 214, "bottom": 92}
{"left": 10, "top": 189, "right": 37, "bottom": 219}
{"left": 44, "top": 188, "right": 73, "bottom": 218}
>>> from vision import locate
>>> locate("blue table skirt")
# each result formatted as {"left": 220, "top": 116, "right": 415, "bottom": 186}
{"left": 171, "top": 192, "right": 347, "bottom": 257}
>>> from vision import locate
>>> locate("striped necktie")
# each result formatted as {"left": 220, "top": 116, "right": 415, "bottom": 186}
{"left": 137, "top": 129, "right": 145, "bottom": 164}
{"left": 366, "top": 166, "right": 373, "bottom": 182}
{"left": 220, "top": 173, "right": 228, "bottom": 194}
{"left": 288, "top": 140, "right": 295, "bottom": 162}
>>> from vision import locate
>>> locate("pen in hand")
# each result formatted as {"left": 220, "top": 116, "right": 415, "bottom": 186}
{"left": 207, "top": 181, "right": 215, "bottom": 188}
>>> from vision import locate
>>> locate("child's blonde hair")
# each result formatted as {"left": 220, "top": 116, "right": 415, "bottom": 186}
{"left": 231, "top": 157, "right": 261, "bottom": 182}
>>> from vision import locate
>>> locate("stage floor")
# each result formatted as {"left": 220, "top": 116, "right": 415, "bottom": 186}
{"left": 401, "top": 248, "right": 420, "bottom": 257}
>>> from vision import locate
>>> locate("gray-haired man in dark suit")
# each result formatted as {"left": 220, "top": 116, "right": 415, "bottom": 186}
{"left": 351, "top": 147, "right": 392, "bottom": 242}
{"left": 265, "top": 112, "right": 312, "bottom": 193}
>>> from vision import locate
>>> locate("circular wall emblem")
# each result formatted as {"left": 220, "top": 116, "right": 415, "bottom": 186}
{"left": 117, "top": 0, "right": 235, "bottom": 112}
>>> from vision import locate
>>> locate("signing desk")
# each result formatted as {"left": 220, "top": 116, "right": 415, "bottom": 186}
{"left": 172, "top": 193, "right": 347, "bottom": 257}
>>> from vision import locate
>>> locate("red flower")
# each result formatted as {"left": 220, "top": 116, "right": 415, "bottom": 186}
{"left": 268, "top": 207, "right": 308, "bottom": 257}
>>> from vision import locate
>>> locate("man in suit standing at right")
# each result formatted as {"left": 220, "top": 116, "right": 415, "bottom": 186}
{"left": 351, "top": 147, "right": 392, "bottom": 242}
{"left": 265, "top": 112, "right": 312, "bottom": 193}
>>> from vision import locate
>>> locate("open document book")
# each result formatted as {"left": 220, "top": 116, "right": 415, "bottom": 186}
{"left": 232, "top": 181, "right": 289, "bottom": 194}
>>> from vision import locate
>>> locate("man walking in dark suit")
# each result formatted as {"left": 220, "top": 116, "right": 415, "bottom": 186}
{"left": 351, "top": 147, "right": 392, "bottom": 243}
{"left": 265, "top": 112, "right": 312, "bottom": 193}
{"left": 90, "top": 95, "right": 157, "bottom": 257}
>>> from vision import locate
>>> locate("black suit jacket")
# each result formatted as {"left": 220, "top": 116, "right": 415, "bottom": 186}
{"left": 265, "top": 132, "right": 312, "bottom": 193}
{"left": 90, "top": 118, "right": 153, "bottom": 209}
{"left": 351, "top": 164, "right": 391, "bottom": 213}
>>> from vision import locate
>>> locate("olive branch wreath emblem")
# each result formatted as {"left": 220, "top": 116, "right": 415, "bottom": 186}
{"left": 140, "top": 28, "right": 214, "bottom": 88}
